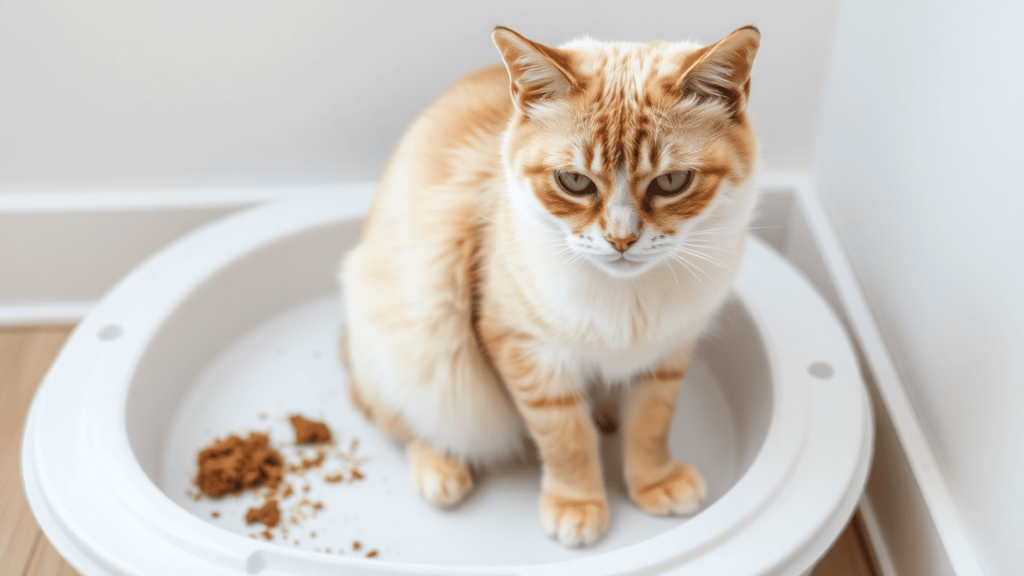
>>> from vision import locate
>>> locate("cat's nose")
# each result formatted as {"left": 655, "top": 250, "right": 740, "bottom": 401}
{"left": 605, "top": 234, "right": 638, "bottom": 253}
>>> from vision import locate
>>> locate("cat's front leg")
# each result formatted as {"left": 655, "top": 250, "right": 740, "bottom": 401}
{"left": 487, "top": 336, "right": 609, "bottom": 547}
{"left": 623, "top": 343, "right": 707, "bottom": 515}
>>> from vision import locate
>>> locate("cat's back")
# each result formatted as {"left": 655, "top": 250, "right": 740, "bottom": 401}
{"left": 345, "top": 65, "right": 513, "bottom": 319}
{"left": 401, "top": 64, "right": 512, "bottom": 183}
{"left": 365, "top": 65, "right": 513, "bottom": 229}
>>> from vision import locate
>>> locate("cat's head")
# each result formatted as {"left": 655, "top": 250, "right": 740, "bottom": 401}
{"left": 493, "top": 26, "right": 760, "bottom": 278}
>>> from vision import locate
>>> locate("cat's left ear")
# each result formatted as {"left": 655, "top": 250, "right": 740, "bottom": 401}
{"left": 677, "top": 25, "right": 760, "bottom": 118}
{"left": 492, "top": 26, "right": 579, "bottom": 114}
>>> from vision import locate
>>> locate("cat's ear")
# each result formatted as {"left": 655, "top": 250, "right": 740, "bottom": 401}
{"left": 677, "top": 25, "right": 760, "bottom": 118}
{"left": 492, "top": 26, "right": 578, "bottom": 113}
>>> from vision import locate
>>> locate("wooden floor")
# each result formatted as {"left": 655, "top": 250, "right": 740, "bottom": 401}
{"left": 1, "top": 325, "right": 880, "bottom": 576}
{"left": 1, "top": 326, "right": 78, "bottom": 576}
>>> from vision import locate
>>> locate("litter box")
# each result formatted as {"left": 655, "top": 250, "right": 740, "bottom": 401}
{"left": 22, "top": 192, "right": 872, "bottom": 575}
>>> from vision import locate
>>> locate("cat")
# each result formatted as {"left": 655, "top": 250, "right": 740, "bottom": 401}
{"left": 339, "top": 25, "right": 760, "bottom": 547}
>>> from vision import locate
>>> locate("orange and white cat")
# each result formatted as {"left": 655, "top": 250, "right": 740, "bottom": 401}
{"left": 340, "top": 25, "right": 760, "bottom": 547}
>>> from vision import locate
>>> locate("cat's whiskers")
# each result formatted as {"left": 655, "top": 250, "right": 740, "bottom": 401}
{"left": 484, "top": 237, "right": 585, "bottom": 280}
{"left": 684, "top": 224, "right": 782, "bottom": 238}
{"left": 675, "top": 246, "right": 729, "bottom": 270}
{"left": 557, "top": 247, "right": 585, "bottom": 267}
{"left": 486, "top": 237, "right": 570, "bottom": 267}
{"left": 670, "top": 253, "right": 714, "bottom": 296}
{"left": 475, "top": 213, "right": 507, "bottom": 227}
{"left": 663, "top": 256, "right": 683, "bottom": 294}
{"left": 563, "top": 252, "right": 587, "bottom": 271}
{"left": 679, "top": 241, "right": 739, "bottom": 255}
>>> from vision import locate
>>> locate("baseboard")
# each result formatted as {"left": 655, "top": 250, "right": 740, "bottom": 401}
{"left": 0, "top": 183, "right": 374, "bottom": 326}
{"left": 0, "top": 302, "right": 93, "bottom": 326}
{"left": 859, "top": 498, "right": 901, "bottom": 576}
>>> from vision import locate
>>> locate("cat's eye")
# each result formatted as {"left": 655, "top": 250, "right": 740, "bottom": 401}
{"left": 555, "top": 171, "right": 597, "bottom": 195}
{"left": 647, "top": 170, "right": 695, "bottom": 197}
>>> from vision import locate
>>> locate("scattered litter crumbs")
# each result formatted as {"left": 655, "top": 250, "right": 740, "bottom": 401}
{"left": 298, "top": 451, "right": 326, "bottom": 470}
{"left": 290, "top": 415, "right": 332, "bottom": 444}
{"left": 286, "top": 497, "right": 324, "bottom": 527}
{"left": 245, "top": 499, "right": 281, "bottom": 528}
{"left": 191, "top": 415, "right": 375, "bottom": 555}
{"left": 194, "top": 433, "right": 283, "bottom": 497}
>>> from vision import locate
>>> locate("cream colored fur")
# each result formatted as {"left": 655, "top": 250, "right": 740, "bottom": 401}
{"left": 340, "top": 25, "right": 760, "bottom": 547}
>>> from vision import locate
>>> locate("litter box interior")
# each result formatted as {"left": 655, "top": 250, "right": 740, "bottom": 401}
{"left": 122, "top": 219, "right": 773, "bottom": 565}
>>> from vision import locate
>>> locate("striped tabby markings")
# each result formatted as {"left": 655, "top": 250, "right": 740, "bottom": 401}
{"left": 529, "top": 402, "right": 609, "bottom": 547}
{"left": 480, "top": 326, "right": 608, "bottom": 546}
{"left": 623, "top": 346, "right": 707, "bottom": 515}
{"left": 524, "top": 394, "right": 581, "bottom": 410}
{"left": 651, "top": 369, "right": 685, "bottom": 381}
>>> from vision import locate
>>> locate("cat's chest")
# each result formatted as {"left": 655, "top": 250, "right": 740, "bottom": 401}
{"left": 569, "top": 337, "right": 681, "bottom": 382}
{"left": 486, "top": 243, "right": 731, "bottom": 383}
{"left": 543, "top": 293, "right": 708, "bottom": 381}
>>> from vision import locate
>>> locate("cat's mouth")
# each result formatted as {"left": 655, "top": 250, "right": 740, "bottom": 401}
{"left": 593, "top": 253, "right": 652, "bottom": 277}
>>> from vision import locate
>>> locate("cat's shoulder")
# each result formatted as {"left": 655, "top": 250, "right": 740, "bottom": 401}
{"left": 386, "top": 65, "right": 512, "bottom": 190}
{"left": 416, "top": 65, "right": 513, "bottom": 135}
{"left": 452, "top": 64, "right": 510, "bottom": 94}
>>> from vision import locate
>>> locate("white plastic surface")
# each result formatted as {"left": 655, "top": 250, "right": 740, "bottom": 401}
{"left": 162, "top": 298, "right": 750, "bottom": 565}
{"left": 22, "top": 197, "right": 872, "bottom": 575}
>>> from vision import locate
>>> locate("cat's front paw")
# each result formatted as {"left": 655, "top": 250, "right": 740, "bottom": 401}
{"left": 408, "top": 442, "right": 473, "bottom": 507}
{"left": 629, "top": 460, "right": 707, "bottom": 515}
{"left": 539, "top": 491, "right": 609, "bottom": 547}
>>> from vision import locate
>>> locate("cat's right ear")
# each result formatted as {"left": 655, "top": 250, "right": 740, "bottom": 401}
{"left": 492, "top": 27, "right": 578, "bottom": 114}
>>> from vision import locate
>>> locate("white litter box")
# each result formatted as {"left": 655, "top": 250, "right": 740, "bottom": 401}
{"left": 22, "top": 195, "right": 872, "bottom": 575}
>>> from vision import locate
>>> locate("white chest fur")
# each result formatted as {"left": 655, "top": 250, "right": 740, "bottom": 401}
{"left": 517, "top": 249, "right": 737, "bottom": 385}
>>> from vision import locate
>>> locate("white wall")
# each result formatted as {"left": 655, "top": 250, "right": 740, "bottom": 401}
{"left": 813, "top": 1, "right": 1024, "bottom": 574}
{"left": 0, "top": 0, "right": 837, "bottom": 192}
